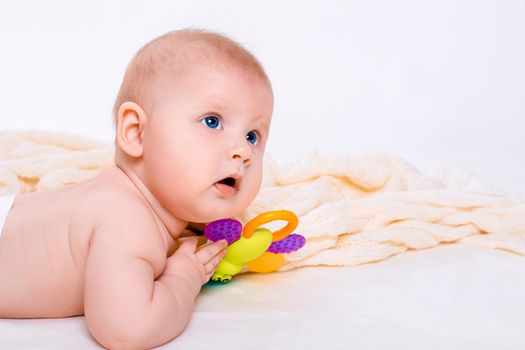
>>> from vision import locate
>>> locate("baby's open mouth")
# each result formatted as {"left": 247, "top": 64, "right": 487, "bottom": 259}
{"left": 214, "top": 175, "right": 241, "bottom": 197}
{"left": 217, "top": 177, "right": 237, "bottom": 189}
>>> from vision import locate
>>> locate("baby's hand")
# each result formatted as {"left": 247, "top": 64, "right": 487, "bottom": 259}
{"left": 163, "top": 237, "right": 228, "bottom": 286}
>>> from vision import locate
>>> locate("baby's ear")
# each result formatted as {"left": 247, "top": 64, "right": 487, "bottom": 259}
{"left": 116, "top": 101, "right": 147, "bottom": 157}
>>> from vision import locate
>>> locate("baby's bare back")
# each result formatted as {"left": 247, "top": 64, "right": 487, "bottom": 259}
{"left": 0, "top": 167, "right": 170, "bottom": 318}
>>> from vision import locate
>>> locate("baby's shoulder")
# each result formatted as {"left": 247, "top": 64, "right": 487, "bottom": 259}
{"left": 88, "top": 196, "right": 168, "bottom": 275}
{"left": 84, "top": 177, "right": 155, "bottom": 225}
{"left": 85, "top": 169, "right": 168, "bottom": 266}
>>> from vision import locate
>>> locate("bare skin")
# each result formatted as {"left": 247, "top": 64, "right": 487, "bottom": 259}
{"left": 0, "top": 166, "right": 227, "bottom": 347}
{"left": 0, "top": 62, "right": 273, "bottom": 350}
{"left": 0, "top": 26, "right": 275, "bottom": 350}
{"left": 0, "top": 166, "right": 227, "bottom": 338}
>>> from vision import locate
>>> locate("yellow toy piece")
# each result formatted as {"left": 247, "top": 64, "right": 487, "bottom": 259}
{"left": 211, "top": 228, "right": 272, "bottom": 282}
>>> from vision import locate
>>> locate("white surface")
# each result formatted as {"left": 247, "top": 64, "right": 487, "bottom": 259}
{"left": 0, "top": 0, "right": 524, "bottom": 199}
{"left": 1, "top": 244, "right": 524, "bottom": 349}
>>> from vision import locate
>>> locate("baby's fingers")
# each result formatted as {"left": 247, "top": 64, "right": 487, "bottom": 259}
{"left": 177, "top": 237, "right": 199, "bottom": 253}
{"left": 204, "top": 247, "right": 227, "bottom": 276}
{"left": 196, "top": 239, "right": 228, "bottom": 265}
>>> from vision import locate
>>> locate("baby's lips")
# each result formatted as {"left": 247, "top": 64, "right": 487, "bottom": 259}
{"left": 229, "top": 173, "right": 243, "bottom": 191}
{"left": 215, "top": 172, "right": 243, "bottom": 191}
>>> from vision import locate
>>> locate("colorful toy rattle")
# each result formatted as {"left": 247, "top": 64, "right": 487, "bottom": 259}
{"left": 204, "top": 210, "right": 306, "bottom": 282}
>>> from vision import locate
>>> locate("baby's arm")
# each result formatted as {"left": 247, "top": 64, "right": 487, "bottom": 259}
{"left": 84, "top": 217, "right": 227, "bottom": 350}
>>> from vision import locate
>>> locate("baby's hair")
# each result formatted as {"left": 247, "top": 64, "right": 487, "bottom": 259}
{"left": 112, "top": 28, "right": 270, "bottom": 127}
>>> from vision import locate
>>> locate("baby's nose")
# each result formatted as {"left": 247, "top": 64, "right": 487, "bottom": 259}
{"left": 232, "top": 153, "right": 251, "bottom": 166}
{"left": 230, "top": 141, "right": 252, "bottom": 166}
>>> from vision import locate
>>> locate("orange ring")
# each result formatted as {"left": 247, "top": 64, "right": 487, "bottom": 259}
{"left": 242, "top": 210, "right": 298, "bottom": 242}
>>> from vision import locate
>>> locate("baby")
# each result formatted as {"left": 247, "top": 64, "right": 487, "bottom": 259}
{"left": 0, "top": 29, "right": 273, "bottom": 349}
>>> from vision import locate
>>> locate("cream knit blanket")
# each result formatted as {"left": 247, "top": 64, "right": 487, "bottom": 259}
{"left": 1, "top": 130, "right": 524, "bottom": 271}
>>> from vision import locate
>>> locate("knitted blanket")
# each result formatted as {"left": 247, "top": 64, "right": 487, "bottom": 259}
{"left": 1, "top": 130, "right": 524, "bottom": 271}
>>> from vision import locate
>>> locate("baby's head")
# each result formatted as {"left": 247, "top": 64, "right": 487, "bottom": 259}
{"left": 113, "top": 29, "right": 274, "bottom": 223}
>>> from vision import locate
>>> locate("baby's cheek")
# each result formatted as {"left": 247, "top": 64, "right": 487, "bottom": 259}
{"left": 243, "top": 173, "right": 263, "bottom": 206}
{"left": 252, "top": 166, "right": 264, "bottom": 193}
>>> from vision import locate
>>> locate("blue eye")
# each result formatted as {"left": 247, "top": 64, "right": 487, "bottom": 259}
{"left": 202, "top": 115, "right": 222, "bottom": 129}
{"left": 246, "top": 131, "right": 258, "bottom": 145}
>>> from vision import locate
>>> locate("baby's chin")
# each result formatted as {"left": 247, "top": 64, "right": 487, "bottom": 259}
{"left": 178, "top": 205, "right": 246, "bottom": 224}
{"left": 168, "top": 190, "right": 256, "bottom": 224}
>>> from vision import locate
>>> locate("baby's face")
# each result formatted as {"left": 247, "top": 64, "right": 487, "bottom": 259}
{"left": 141, "top": 65, "right": 273, "bottom": 223}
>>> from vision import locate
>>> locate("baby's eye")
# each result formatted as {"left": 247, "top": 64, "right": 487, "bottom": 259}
{"left": 246, "top": 131, "right": 258, "bottom": 145}
{"left": 201, "top": 115, "right": 222, "bottom": 129}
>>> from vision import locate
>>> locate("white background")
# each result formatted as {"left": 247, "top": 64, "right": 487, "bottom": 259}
{"left": 0, "top": 0, "right": 523, "bottom": 199}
